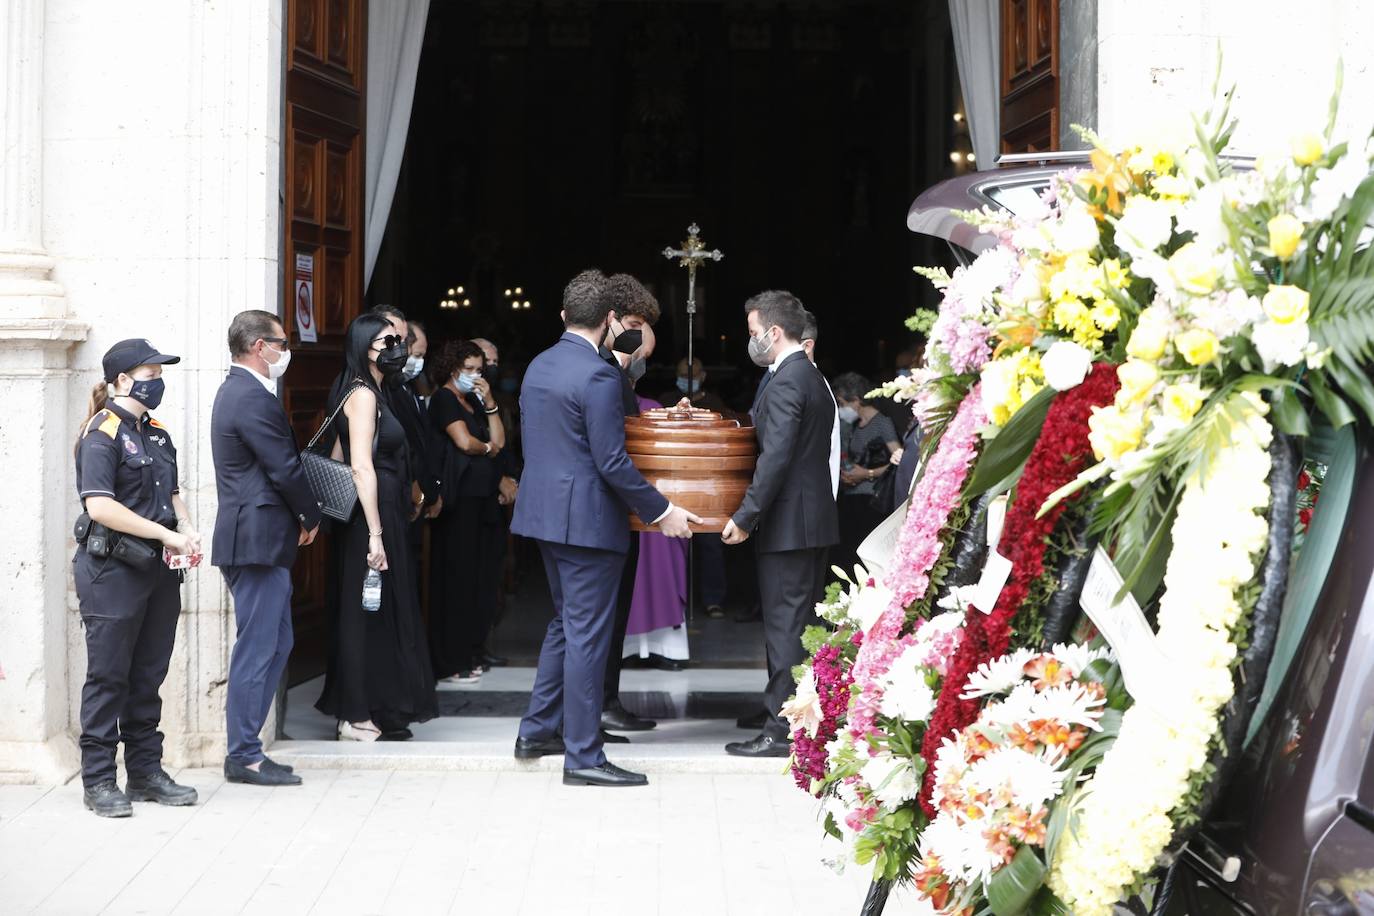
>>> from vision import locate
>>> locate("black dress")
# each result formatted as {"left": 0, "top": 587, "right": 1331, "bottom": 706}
{"left": 428, "top": 386, "right": 508, "bottom": 677}
{"left": 315, "top": 387, "right": 438, "bottom": 729}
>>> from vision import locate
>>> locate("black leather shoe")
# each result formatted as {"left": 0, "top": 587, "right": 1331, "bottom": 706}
{"left": 83, "top": 781, "right": 132, "bottom": 818}
{"left": 126, "top": 770, "right": 198, "bottom": 806}
{"left": 514, "top": 735, "right": 566, "bottom": 759}
{"left": 725, "top": 733, "right": 792, "bottom": 758}
{"left": 378, "top": 727, "right": 414, "bottom": 741}
{"left": 479, "top": 648, "right": 509, "bottom": 668}
{"left": 649, "top": 654, "right": 687, "bottom": 671}
{"left": 602, "top": 705, "right": 657, "bottom": 732}
{"left": 225, "top": 757, "right": 302, "bottom": 786}
{"left": 563, "top": 762, "right": 649, "bottom": 787}
{"left": 600, "top": 728, "right": 630, "bottom": 744}
{"left": 736, "top": 710, "right": 769, "bottom": 730}
{"left": 262, "top": 756, "right": 294, "bottom": 774}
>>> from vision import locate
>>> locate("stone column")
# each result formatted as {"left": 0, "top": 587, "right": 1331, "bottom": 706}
{"left": 0, "top": 0, "right": 87, "bottom": 783}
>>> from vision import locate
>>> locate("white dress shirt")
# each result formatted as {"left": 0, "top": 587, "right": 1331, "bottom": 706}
{"left": 239, "top": 362, "right": 277, "bottom": 395}
{"left": 769, "top": 344, "right": 840, "bottom": 498}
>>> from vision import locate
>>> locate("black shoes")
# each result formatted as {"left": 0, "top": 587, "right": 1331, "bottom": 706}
{"left": 225, "top": 757, "right": 302, "bottom": 786}
{"left": 83, "top": 780, "right": 132, "bottom": 818}
{"left": 601, "top": 704, "right": 657, "bottom": 732}
{"left": 263, "top": 756, "right": 294, "bottom": 773}
{"left": 378, "top": 727, "right": 414, "bottom": 741}
{"left": 725, "top": 733, "right": 792, "bottom": 758}
{"left": 126, "top": 770, "right": 198, "bottom": 806}
{"left": 514, "top": 735, "right": 566, "bottom": 759}
{"left": 600, "top": 729, "right": 630, "bottom": 745}
{"left": 563, "top": 762, "right": 649, "bottom": 787}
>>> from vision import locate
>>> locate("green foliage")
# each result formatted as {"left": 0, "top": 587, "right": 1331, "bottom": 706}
{"left": 966, "top": 387, "right": 1056, "bottom": 497}
{"left": 985, "top": 846, "right": 1047, "bottom": 916}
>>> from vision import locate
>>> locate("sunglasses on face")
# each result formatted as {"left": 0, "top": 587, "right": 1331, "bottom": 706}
{"left": 262, "top": 337, "right": 289, "bottom": 349}
{"left": 372, "top": 334, "right": 404, "bottom": 350}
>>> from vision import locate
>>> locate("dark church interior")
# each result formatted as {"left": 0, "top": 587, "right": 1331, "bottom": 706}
{"left": 367, "top": 0, "right": 966, "bottom": 401}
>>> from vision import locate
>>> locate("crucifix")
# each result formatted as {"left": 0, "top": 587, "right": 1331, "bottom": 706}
{"left": 661, "top": 223, "right": 723, "bottom": 623}
{"left": 662, "top": 223, "right": 724, "bottom": 398}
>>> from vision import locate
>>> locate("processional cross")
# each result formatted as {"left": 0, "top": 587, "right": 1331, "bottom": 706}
{"left": 662, "top": 223, "right": 724, "bottom": 395}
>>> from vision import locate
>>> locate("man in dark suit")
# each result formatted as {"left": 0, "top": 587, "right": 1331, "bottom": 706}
{"left": 211, "top": 310, "right": 322, "bottom": 786}
{"left": 722, "top": 290, "right": 840, "bottom": 757}
{"left": 512, "top": 269, "right": 698, "bottom": 787}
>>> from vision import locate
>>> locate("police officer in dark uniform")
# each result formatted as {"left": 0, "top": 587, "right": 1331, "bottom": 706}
{"left": 73, "top": 339, "right": 203, "bottom": 817}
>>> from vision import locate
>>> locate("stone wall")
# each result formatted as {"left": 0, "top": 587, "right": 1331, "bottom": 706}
{"left": 0, "top": 0, "right": 284, "bottom": 782}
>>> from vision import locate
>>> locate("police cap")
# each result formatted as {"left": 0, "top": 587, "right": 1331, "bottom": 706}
{"left": 102, "top": 339, "right": 181, "bottom": 382}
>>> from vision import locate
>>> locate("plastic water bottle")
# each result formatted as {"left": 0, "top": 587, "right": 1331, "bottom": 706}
{"left": 362, "top": 568, "right": 382, "bottom": 612}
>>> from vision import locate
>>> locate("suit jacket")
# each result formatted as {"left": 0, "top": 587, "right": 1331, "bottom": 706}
{"left": 732, "top": 350, "right": 840, "bottom": 554}
{"left": 210, "top": 366, "right": 323, "bottom": 568}
{"left": 511, "top": 332, "right": 669, "bottom": 553}
{"left": 388, "top": 381, "right": 443, "bottom": 504}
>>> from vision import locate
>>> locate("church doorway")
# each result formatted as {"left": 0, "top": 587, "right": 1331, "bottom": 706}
{"left": 280, "top": 0, "right": 967, "bottom": 728}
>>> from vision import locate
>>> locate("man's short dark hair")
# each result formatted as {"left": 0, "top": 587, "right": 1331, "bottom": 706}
{"left": 800, "top": 308, "right": 819, "bottom": 343}
{"left": 563, "top": 269, "right": 611, "bottom": 329}
{"left": 371, "top": 304, "right": 412, "bottom": 342}
{"left": 228, "top": 309, "right": 283, "bottom": 358}
{"left": 831, "top": 371, "right": 875, "bottom": 405}
{"left": 744, "top": 290, "right": 807, "bottom": 343}
{"left": 606, "top": 273, "right": 661, "bottom": 325}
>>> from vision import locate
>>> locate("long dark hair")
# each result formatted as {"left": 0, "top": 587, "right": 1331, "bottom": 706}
{"left": 320, "top": 313, "right": 393, "bottom": 449}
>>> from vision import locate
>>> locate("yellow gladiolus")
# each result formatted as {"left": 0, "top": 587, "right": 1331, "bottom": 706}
{"left": 1266, "top": 214, "right": 1303, "bottom": 260}
{"left": 1116, "top": 359, "right": 1159, "bottom": 403}
{"left": 1262, "top": 284, "right": 1310, "bottom": 325}
{"left": 1161, "top": 381, "right": 1208, "bottom": 423}
{"left": 1291, "top": 133, "right": 1323, "bottom": 166}
{"left": 1175, "top": 328, "right": 1220, "bottom": 366}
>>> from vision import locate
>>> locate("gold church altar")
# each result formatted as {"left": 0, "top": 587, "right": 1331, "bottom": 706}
{"left": 625, "top": 408, "right": 756, "bottom": 533}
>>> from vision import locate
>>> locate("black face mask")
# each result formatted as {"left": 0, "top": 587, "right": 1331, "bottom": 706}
{"left": 376, "top": 342, "right": 410, "bottom": 376}
{"left": 611, "top": 328, "right": 643, "bottom": 355}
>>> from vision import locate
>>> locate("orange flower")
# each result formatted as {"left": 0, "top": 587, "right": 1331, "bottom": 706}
{"left": 1023, "top": 653, "right": 1073, "bottom": 690}
{"left": 1079, "top": 148, "right": 1134, "bottom": 216}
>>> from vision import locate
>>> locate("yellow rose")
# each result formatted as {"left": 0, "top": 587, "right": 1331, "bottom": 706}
{"left": 1126, "top": 316, "right": 1169, "bottom": 361}
{"left": 1116, "top": 359, "right": 1159, "bottom": 403}
{"left": 1266, "top": 214, "right": 1303, "bottom": 260}
{"left": 1168, "top": 242, "right": 1219, "bottom": 296}
{"left": 1161, "top": 381, "right": 1208, "bottom": 423}
{"left": 1087, "top": 405, "right": 1144, "bottom": 461}
{"left": 1291, "top": 133, "right": 1323, "bottom": 166}
{"left": 1262, "top": 284, "right": 1310, "bottom": 325}
{"left": 1175, "top": 328, "right": 1220, "bottom": 366}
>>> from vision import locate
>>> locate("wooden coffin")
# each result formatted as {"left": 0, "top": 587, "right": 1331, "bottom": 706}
{"left": 625, "top": 408, "right": 757, "bottom": 533}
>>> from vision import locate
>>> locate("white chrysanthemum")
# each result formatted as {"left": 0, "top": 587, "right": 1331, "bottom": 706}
{"left": 920, "top": 813, "right": 1007, "bottom": 886}
{"left": 861, "top": 752, "right": 920, "bottom": 808}
{"left": 968, "top": 746, "right": 1068, "bottom": 810}
{"left": 954, "top": 245, "right": 1020, "bottom": 311}
{"left": 980, "top": 682, "right": 1041, "bottom": 730}
{"left": 1048, "top": 643, "right": 1114, "bottom": 678}
{"left": 879, "top": 650, "right": 937, "bottom": 723}
{"left": 1029, "top": 684, "right": 1107, "bottom": 733}
{"left": 962, "top": 648, "right": 1036, "bottom": 698}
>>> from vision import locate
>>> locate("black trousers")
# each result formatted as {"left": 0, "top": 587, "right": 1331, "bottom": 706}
{"left": 602, "top": 534, "right": 641, "bottom": 707}
{"left": 73, "top": 549, "right": 182, "bottom": 787}
{"left": 757, "top": 546, "right": 827, "bottom": 739}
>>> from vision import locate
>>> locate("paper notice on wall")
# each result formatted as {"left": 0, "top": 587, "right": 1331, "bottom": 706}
{"left": 1078, "top": 546, "right": 1177, "bottom": 716}
{"left": 295, "top": 253, "right": 317, "bottom": 343}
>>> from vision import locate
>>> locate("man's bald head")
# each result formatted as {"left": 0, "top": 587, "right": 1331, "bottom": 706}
{"left": 472, "top": 337, "right": 498, "bottom": 367}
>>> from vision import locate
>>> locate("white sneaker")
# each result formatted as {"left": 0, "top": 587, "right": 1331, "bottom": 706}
{"left": 337, "top": 720, "right": 381, "bottom": 742}
{"left": 440, "top": 670, "right": 482, "bottom": 685}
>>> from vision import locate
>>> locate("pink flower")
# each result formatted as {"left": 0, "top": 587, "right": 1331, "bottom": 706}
{"left": 846, "top": 387, "right": 986, "bottom": 739}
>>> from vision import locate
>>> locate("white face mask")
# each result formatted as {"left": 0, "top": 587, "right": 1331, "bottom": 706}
{"left": 402, "top": 354, "right": 424, "bottom": 382}
{"left": 265, "top": 344, "right": 292, "bottom": 380}
{"left": 837, "top": 405, "right": 860, "bottom": 424}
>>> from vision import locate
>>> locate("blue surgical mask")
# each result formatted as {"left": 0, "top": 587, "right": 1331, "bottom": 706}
{"left": 125, "top": 376, "right": 166, "bottom": 410}
{"left": 676, "top": 376, "right": 699, "bottom": 394}
{"left": 455, "top": 372, "right": 478, "bottom": 393}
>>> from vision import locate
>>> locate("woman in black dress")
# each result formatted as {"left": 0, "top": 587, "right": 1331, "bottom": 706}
{"left": 315, "top": 313, "right": 437, "bottom": 741}
{"left": 428, "top": 339, "right": 508, "bottom": 683}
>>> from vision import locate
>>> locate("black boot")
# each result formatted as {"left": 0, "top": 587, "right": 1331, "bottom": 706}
{"left": 126, "top": 770, "right": 199, "bottom": 806}
{"left": 83, "top": 780, "right": 132, "bottom": 818}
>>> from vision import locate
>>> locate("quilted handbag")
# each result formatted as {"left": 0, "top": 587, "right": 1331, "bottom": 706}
{"left": 302, "top": 381, "right": 366, "bottom": 522}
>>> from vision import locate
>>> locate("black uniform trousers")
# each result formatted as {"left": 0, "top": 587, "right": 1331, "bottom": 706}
{"left": 602, "top": 534, "right": 641, "bottom": 707}
{"left": 73, "top": 549, "right": 181, "bottom": 787}
{"left": 757, "top": 546, "right": 827, "bottom": 740}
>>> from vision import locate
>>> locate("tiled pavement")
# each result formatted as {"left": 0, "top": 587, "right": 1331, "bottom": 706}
{"left": 0, "top": 767, "right": 877, "bottom": 916}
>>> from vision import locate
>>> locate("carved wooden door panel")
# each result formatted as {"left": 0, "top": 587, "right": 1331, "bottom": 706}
{"left": 283, "top": 0, "right": 366, "bottom": 684}
{"left": 1001, "top": 0, "right": 1058, "bottom": 154}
